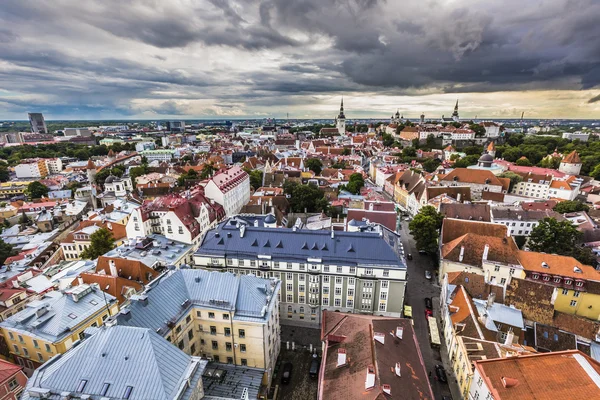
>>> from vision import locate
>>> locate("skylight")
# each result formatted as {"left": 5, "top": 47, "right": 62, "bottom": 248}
{"left": 68, "top": 313, "right": 77, "bottom": 319}
{"left": 77, "top": 379, "right": 88, "bottom": 393}
{"left": 123, "top": 386, "right": 133, "bottom": 399}
{"left": 101, "top": 383, "right": 110, "bottom": 396}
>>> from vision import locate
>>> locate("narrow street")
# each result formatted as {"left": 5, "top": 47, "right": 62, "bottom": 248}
{"left": 399, "top": 219, "right": 460, "bottom": 400}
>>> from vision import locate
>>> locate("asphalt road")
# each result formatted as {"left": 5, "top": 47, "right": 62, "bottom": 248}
{"left": 400, "top": 219, "right": 457, "bottom": 400}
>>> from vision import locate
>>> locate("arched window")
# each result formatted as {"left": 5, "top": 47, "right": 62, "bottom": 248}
{"left": 299, "top": 307, "right": 305, "bottom": 314}
{"left": 287, "top": 305, "right": 292, "bottom": 312}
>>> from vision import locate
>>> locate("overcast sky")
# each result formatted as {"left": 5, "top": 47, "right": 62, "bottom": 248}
{"left": 1, "top": 0, "right": 599, "bottom": 120}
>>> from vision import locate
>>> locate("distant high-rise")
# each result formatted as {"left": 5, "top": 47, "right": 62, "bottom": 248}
{"left": 28, "top": 112, "right": 48, "bottom": 134}
{"left": 166, "top": 121, "right": 186, "bottom": 132}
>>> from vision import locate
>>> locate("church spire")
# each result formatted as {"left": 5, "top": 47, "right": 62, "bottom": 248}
{"left": 454, "top": 100, "right": 459, "bottom": 111}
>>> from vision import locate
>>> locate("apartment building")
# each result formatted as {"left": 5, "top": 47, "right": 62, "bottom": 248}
{"left": 14, "top": 160, "right": 48, "bottom": 179}
{"left": 139, "top": 149, "right": 175, "bottom": 162}
{"left": 125, "top": 189, "right": 224, "bottom": 246}
{"left": 490, "top": 208, "right": 564, "bottom": 237}
{"left": 20, "top": 325, "right": 205, "bottom": 400}
{"left": 60, "top": 220, "right": 127, "bottom": 260}
{"left": 204, "top": 166, "right": 250, "bottom": 217}
{"left": 115, "top": 269, "right": 281, "bottom": 383}
{"left": 0, "top": 359, "right": 27, "bottom": 400}
{"left": 470, "top": 350, "right": 600, "bottom": 399}
{"left": 0, "top": 285, "right": 118, "bottom": 376}
{"left": 194, "top": 217, "right": 407, "bottom": 328}
{"left": 438, "top": 168, "right": 508, "bottom": 200}
{"left": 439, "top": 219, "right": 522, "bottom": 287}
{"left": 516, "top": 251, "right": 600, "bottom": 321}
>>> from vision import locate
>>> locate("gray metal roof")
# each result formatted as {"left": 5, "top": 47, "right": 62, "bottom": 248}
{"left": 473, "top": 299, "right": 525, "bottom": 330}
{"left": 203, "top": 363, "right": 264, "bottom": 400}
{"left": 103, "top": 234, "right": 194, "bottom": 269}
{"left": 0, "top": 286, "right": 117, "bottom": 343}
{"left": 119, "top": 269, "right": 279, "bottom": 334}
{"left": 196, "top": 220, "right": 406, "bottom": 268}
{"left": 21, "top": 325, "right": 207, "bottom": 400}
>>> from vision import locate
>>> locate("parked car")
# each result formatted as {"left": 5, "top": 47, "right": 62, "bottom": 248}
{"left": 281, "top": 362, "right": 293, "bottom": 384}
{"left": 419, "top": 250, "right": 428, "bottom": 255}
{"left": 309, "top": 355, "right": 320, "bottom": 379}
{"left": 424, "top": 297, "right": 432, "bottom": 310}
{"left": 435, "top": 365, "right": 447, "bottom": 383}
{"left": 425, "top": 270, "right": 432, "bottom": 280}
{"left": 407, "top": 253, "right": 413, "bottom": 260}
{"left": 425, "top": 309, "right": 433, "bottom": 318}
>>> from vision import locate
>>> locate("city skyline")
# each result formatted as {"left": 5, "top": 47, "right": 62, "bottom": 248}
{"left": 0, "top": 0, "right": 599, "bottom": 120}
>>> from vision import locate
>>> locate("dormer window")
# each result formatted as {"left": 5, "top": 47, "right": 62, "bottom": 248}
{"left": 565, "top": 279, "right": 572, "bottom": 285}
{"left": 553, "top": 277, "right": 561, "bottom": 283}
{"left": 543, "top": 276, "right": 550, "bottom": 282}
{"left": 575, "top": 281, "right": 584, "bottom": 287}
{"left": 532, "top": 274, "right": 539, "bottom": 279}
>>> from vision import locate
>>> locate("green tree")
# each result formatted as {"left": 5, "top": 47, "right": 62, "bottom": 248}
{"left": 453, "top": 154, "right": 480, "bottom": 168}
{"left": 402, "top": 147, "right": 416, "bottom": 158}
{"left": 422, "top": 158, "right": 441, "bottom": 173}
{"left": 26, "top": 181, "right": 49, "bottom": 199}
{"left": 200, "top": 163, "right": 217, "bottom": 179}
{"left": 528, "top": 218, "right": 594, "bottom": 264}
{"left": 0, "top": 165, "right": 9, "bottom": 182}
{"left": 80, "top": 228, "right": 116, "bottom": 259}
{"left": 344, "top": 173, "right": 365, "bottom": 195}
{"left": 283, "top": 181, "right": 327, "bottom": 213}
{"left": 502, "top": 147, "right": 522, "bottom": 162}
{"left": 516, "top": 157, "right": 532, "bottom": 166}
{"left": 498, "top": 171, "right": 523, "bottom": 192}
{"left": 248, "top": 170, "right": 263, "bottom": 190}
{"left": 305, "top": 158, "right": 323, "bottom": 175}
{"left": 553, "top": 201, "right": 590, "bottom": 214}
{"left": 469, "top": 124, "right": 486, "bottom": 136}
{"left": 341, "top": 148, "right": 351, "bottom": 156}
{"left": 409, "top": 206, "right": 444, "bottom": 254}
{"left": 464, "top": 146, "right": 484, "bottom": 156}
{"left": 0, "top": 238, "right": 16, "bottom": 265}
{"left": 382, "top": 133, "right": 394, "bottom": 147}
{"left": 177, "top": 169, "right": 199, "bottom": 186}
{"left": 590, "top": 164, "right": 600, "bottom": 179}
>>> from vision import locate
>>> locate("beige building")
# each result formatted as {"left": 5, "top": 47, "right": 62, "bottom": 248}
{"left": 115, "top": 269, "right": 281, "bottom": 384}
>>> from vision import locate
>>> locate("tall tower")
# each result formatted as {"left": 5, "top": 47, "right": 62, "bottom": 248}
{"left": 420, "top": 112, "right": 425, "bottom": 124}
{"left": 336, "top": 98, "right": 346, "bottom": 135}
{"left": 559, "top": 151, "right": 582, "bottom": 175}
{"left": 452, "top": 100, "right": 460, "bottom": 122}
{"left": 86, "top": 159, "right": 98, "bottom": 209}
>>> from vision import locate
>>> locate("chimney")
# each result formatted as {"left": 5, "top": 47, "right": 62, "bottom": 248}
{"left": 501, "top": 377, "right": 519, "bottom": 388}
{"left": 365, "top": 365, "right": 376, "bottom": 390}
{"left": 109, "top": 260, "right": 118, "bottom": 277}
{"left": 482, "top": 244, "right": 490, "bottom": 261}
{"left": 457, "top": 193, "right": 461, "bottom": 202}
{"left": 486, "top": 292, "right": 496, "bottom": 309}
{"left": 459, "top": 246, "right": 465, "bottom": 262}
{"left": 77, "top": 277, "right": 84, "bottom": 285}
{"left": 504, "top": 329, "right": 515, "bottom": 345}
{"left": 336, "top": 348, "right": 347, "bottom": 367}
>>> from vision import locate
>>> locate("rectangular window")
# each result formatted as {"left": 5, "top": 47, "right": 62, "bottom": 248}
{"left": 241, "top": 358, "right": 248, "bottom": 366}
{"left": 334, "top": 298, "right": 341, "bottom": 307}
{"left": 240, "top": 344, "right": 247, "bottom": 352}
{"left": 8, "top": 378, "right": 18, "bottom": 391}
{"left": 18, "top": 335, "right": 23, "bottom": 343}
{"left": 562, "top": 289, "right": 569, "bottom": 295}
{"left": 226, "top": 342, "right": 232, "bottom": 352}
{"left": 383, "top": 269, "right": 389, "bottom": 277}
{"left": 570, "top": 300, "right": 577, "bottom": 307}
{"left": 299, "top": 263, "right": 305, "bottom": 270}
{"left": 45, "top": 344, "right": 51, "bottom": 353}
{"left": 323, "top": 298, "right": 329, "bottom": 306}
{"left": 299, "top": 274, "right": 305, "bottom": 281}
{"left": 188, "top": 330, "right": 194, "bottom": 340}
{"left": 500, "top": 278, "right": 506, "bottom": 284}
{"left": 186, "top": 315, "right": 191, "bottom": 324}
{"left": 381, "top": 280, "right": 389, "bottom": 288}
{"left": 196, "top": 311, "right": 202, "bottom": 318}
{"left": 12, "top": 345, "right": 18, "bottom": 354}
{"left": 324, "top": 266, "right": 329, "bottom": 272}
{"left": 336, "top": 266, "right": 342, "bottom": 273}
{"left": 274, "top": 262, "right": 279, "bottom": 268}
{"left": 286, "top": 294, "right": 293, "bottom": 302}
{"left": 323, "top": 276, "right": 329, "bottom": 283}
{"left": 335, "top": 277, "right": 342, "bottom": 284}
{"left": 8, "top": 332, "right": 14, "bottom": 341}
{"left": 349, "top": 267, "right": 356, "bottom": 274}
{"left": 239, "top": 329, "right": 246, "bottom": 338}
{"left": 348, "top": 289, "right": 354, "bottom": 297}
{"left": 227, "top": 356, "right": 234, "bottom": 364}
{"left": 212, "top": 341, "right": 218, "bottom": 350}
{"left": 224, "top": 328, "right": 231, "bottom": 337}
{"left": 210, "top": 326, "right": 217, "bottom": 335}
{"left": 208, "top": 312, "right": 215, "bottom": 319}
{"left": 191, "top": 343, "right": 196, "bottom": 354}
{"left": 178, "top": 340, "right": 184, "bottom": 350}
{"left": 380, "top": 292, "right": 387, "bottom": 300}
{"left": 286, "top": 273, "right": 293, "bottom": 280}
{"left": 349, "top": 278, "right": 355, "bottom": 285}
{"left": 574, "top": 291, "right": 581, "bottom": 297}
{"left": 286, "top": 283, "right": 293, "bottom": 292}
{"left": 287, "top": 263, "right": 292, "bottom": 269}
{"left": 379, "top": 303, "right": 386, "bottom": 311}
{"left": 494, "top": 266, "right": 500, "bottom": 272}
{"left": 335, "top": 287, "right": 341, "bottom": 295}
{"left": 223, "top": 313, "right": 229, "bottom": 320}
{"left": 299, "top": 285, "right": 305, "bottom": 292}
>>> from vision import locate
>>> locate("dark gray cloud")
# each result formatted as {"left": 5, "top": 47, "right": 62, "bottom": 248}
{"left": 0, "top": 0, "right": 598, "bottom": 118}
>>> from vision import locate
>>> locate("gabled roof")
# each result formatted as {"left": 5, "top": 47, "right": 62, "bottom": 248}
{"left": 517, "top": 251, "right": 600, "bottom": 281}
{"left": 441, "top": 233, "right": 519, "bottom": 267}
{"left": 22, "top": 325, "right": 206, "bottom": 400}
{"left": 441, "top": 218, "right": 508, "bottom": 244}
{"left": 0, "top": 358, "right": 23, "bottom": 384}
{"left": 440, "top": 168, "right": 504, "bottom": 187}
{"left": 320, "top": 312, "right": 433, "bottom": 400}
{"left": 473, "top": 350, "right": 600, "bottom": 400}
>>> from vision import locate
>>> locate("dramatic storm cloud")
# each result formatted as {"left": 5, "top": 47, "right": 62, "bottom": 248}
{"left": 0, "top": 0, "right": 599, "bottom": 119}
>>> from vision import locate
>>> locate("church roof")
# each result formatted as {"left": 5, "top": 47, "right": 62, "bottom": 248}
{"left": 487, "top": 141, "right": 496, "bottom": 151}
